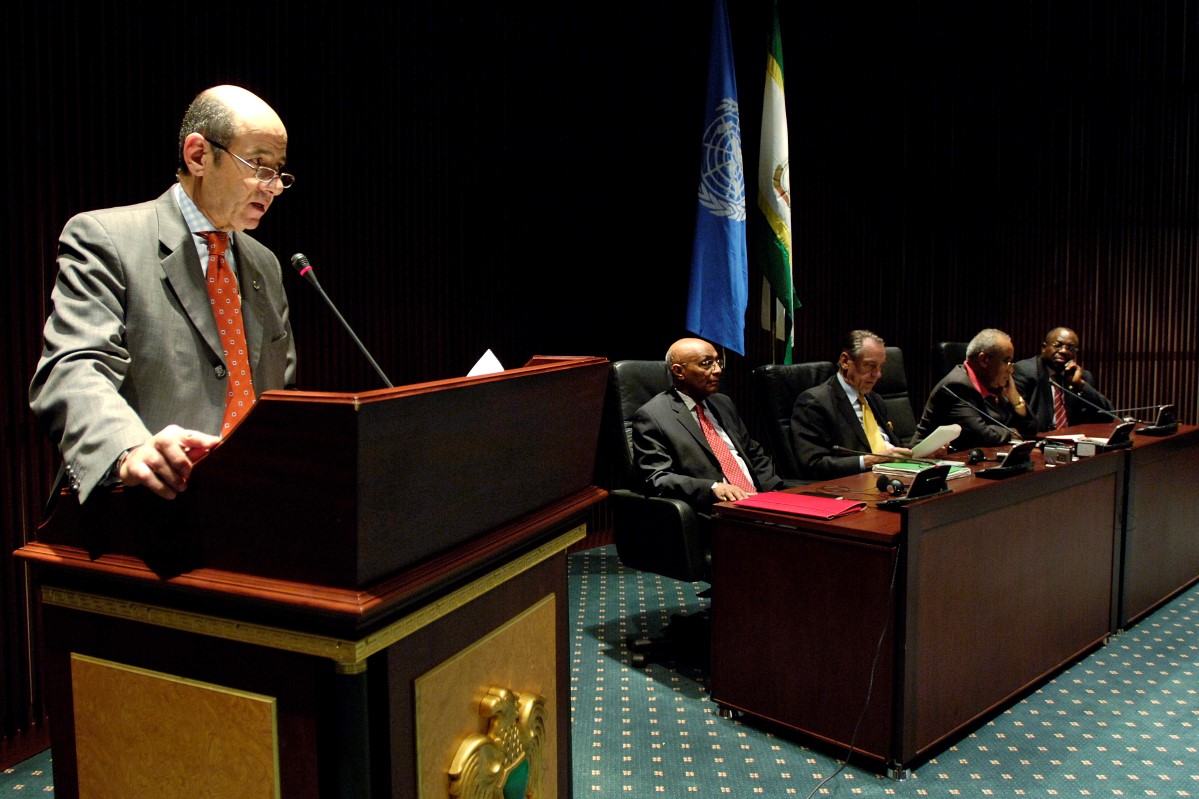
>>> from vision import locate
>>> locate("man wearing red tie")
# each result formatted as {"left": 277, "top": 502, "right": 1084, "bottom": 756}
{"left": 29, "top": 85, "right": 297, "bottom": 504}
{"left": 1014, "top": 327, "right": 1116, "bottom": 431}
{"left": 632, "top": 338, "right": 788, "bottom": 512}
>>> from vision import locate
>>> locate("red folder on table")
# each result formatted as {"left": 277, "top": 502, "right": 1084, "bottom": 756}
{"left": 732, "top": 491, "right": 867, "bottom": 519}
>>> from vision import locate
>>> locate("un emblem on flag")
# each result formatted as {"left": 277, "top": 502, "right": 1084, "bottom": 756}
{"left": 697, "top": 98, "right": 746, "bottom": 222}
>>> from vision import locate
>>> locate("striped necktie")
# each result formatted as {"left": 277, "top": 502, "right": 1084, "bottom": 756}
{"left": 1053, "top": 384, "right": 1068, "bottom": 429}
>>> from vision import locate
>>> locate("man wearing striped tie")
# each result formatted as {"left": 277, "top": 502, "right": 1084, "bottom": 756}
{"left": 789, "top": 330, "right": 917, "bottom": 480}
{"left": 1014, "top": 327, "right": 1116, "bottom": 432}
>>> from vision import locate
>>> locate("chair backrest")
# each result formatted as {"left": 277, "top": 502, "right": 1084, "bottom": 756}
{"left": 602, "top": 359, "right": 708, "bottom": 584}
{"left": 929, "top": 341, "right": 968, "bottom": 386}
{"left": 600, "top": 359, "right": 672, "bottom": 489}
{"left": 752, "top": 361, "right": 837, "bottom": 480}
{"left": 876, "top": 346, "right": 918, "bottom": 446}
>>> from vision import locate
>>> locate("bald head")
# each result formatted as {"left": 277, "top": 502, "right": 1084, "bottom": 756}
{"left": 177, "top": 85, "right": 286, "bottom": 176}
{"left": 176, "top": 84, "right": 289, "bottom": 231}
{"left": 666, "top": 338, "right": 723, "bottom": 401}
{"left": 666, "top": 338, "right": 713, "bottom": 367}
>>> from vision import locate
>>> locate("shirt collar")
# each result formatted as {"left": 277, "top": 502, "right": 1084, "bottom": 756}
{"left": 173, "top": 183, "right": 236, "bottom": 269}
{"left": 675, "top": 388, "right": 700, "bottom": 413}
{"left": 836, "top": 371, "right": 862, "bottom": 405}
{"left": 964, "top": 361, "right": 1000, "bottom": 399}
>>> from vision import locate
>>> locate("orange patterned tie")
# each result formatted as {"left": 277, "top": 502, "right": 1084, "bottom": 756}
{"left": 201, "top": 232, "right": 255, "bottom": 435}
{"left": 695, "top": 403, "right": 756, "bottom": 493}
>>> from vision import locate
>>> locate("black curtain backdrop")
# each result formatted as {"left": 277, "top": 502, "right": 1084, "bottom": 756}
{"left": 4, "top": 0, "right": 1198, "bottom": 763}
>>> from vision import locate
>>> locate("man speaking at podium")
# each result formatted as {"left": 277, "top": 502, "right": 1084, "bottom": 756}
{"left": 29, "top": 85, "right": 297, "bottom": 504}
{"left": 914, "top": 328, "right": 1039, "bottom": 451}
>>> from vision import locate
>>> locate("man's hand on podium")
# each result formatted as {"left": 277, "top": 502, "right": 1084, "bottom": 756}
{"left": 118, "top": 424, "right": 221, "bottom": 500}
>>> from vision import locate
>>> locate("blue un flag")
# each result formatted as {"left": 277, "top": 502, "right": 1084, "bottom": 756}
{"left": 686, "top": 0, "right": 747, "bottom": 356}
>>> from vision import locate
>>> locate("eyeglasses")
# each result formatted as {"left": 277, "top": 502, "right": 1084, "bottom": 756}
{"left": 685, "top": 356, "right": 724, "bottom": 372}
{"left": 1047, "top": 341, "right": 1079, "bottom": 354}
{"left": 205, "top": 138, "right": 295, "bottom": 189}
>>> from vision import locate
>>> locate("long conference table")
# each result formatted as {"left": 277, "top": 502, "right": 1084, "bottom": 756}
{"left": 708, "top": 423, "right": 1199, "bottom": 778}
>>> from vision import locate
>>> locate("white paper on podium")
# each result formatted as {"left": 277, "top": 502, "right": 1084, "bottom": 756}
{"left": 910, "top": 423, "right": 961, "bottom": 458}
{"left": 467, "top": 349, "right": 505, "bottom": 376}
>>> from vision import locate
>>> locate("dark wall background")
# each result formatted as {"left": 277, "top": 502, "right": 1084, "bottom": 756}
{"left": 4, "top": 0, "right": 1197, "bottom": 763}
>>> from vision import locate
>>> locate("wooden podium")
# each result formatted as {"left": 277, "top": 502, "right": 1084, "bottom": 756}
{"left": 16, "top": 355, "right": 609, "bottom": 799}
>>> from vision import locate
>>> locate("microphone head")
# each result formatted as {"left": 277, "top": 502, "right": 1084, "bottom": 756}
{"left": 968, "top": 448, "right": 985, "bottom": 464}
{"left": 290, "top": 252, "right": 320, "bottom": 287}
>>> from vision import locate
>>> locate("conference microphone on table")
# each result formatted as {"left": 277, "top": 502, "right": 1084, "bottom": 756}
{"left": 290, "top": 253, "right": 394, "bottom": 388}
{"left": 1048, "top": 379, "right": 1124, "bottom": 423}
{"left": 830, "top": 445, "right": 939, "bottom": 465}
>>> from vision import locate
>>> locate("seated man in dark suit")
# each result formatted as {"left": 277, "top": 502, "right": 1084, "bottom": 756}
{"left": 1013, "top": 327, "right": 1116, "bottom": 432}
{"left": 632, "top": 337, "right": 786, "bottom": 514}
{"left": 914, "top": 328, "right": 1039, "bottom": 451}
{"left": 789, "top": 330, "right": 913, "bottom": 479}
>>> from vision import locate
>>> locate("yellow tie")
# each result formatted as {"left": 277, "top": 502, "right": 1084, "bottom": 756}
{"left": 861, "top": 399, "right": 888, "bottom": 454}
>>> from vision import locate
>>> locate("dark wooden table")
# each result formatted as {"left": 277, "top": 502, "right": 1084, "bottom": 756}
{"left": 1063, "top": 423, "right": 1199, "bottom": 628}
{"left": 709, "top": 443, "right": 1125, "bottom": 777}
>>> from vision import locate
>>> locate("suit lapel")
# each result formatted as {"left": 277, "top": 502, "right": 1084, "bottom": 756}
{"left": 706, "top": 397, "right": 747, "bottom": 460}
{"left": 672, "top": 391, "right": 721, "bottom": 466}
{"left": 230, "top": 238, "right": 268, "bottom": 370}
{"left": 832, "top": 381, "right": 872, "bottom": 451}
{"left": 156, "top": 199, "right": 224, "bottom": 364}
{"left": 1038, "top": 359, "right": 1056, "bottom": 427}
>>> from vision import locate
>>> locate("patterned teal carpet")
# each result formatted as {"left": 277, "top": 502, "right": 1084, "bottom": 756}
{"left": 570, "top": 545, "right": 1199, "bottom": 797}
{"left": 4, "top": 544, "right": 1196, "bottom": 796}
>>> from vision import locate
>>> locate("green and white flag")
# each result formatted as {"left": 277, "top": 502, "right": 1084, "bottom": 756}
{"left": 757, "top": 1, "right": 798, "bottom": 362}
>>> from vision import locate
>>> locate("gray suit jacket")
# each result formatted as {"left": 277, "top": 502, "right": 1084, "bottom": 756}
{"left": 29, "top": 188, "right": 297, "bottom": 502}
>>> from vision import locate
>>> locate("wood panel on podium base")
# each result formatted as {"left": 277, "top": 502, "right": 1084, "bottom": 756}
{"left": 17, "top": 355, "right": 609, "bottom": 799}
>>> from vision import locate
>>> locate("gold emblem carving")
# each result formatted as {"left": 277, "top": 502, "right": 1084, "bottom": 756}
{"left": 448, "top": 687, "right": 547, "bottom": 799}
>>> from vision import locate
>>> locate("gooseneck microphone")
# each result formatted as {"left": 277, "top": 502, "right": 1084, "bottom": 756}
{"left": 1107, "top": 404, "right": 1170, "bottom": 422}
{"left": 1048, "top": 379, "right": 1123, "bottom": 422}
{"left": 290, "top": 253, "right": 394, "bottom": 388}
{"left": 830, "top": 445, "right": 939, "bottom": 465}
{"left": 940, "top": 386, "right": 1023, "bottom": 441}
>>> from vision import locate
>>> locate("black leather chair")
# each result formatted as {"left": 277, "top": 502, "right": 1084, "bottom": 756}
{"left": 600, "top": 360, "right": 709, "bottom": 666}
{"left": 930, "top": 341, "right": 968, "bottom": 385}
{"left": 876, "top": 346, "right": 919, "bottom": 446}
{"left": 752, "top": 361, "right": 837, "bottom": 480}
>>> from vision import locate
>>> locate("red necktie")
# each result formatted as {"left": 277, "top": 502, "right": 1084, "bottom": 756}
{"left": 201, "top": 232, "right": 255, "bottom": 435}
{"left": 695, "top": 403, "right": 755, "bottom": 493}
{"left": 1053, "top": 385, "right": 1068, "bottom": 430}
